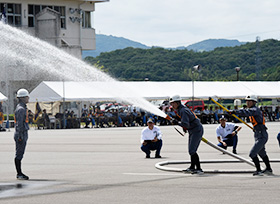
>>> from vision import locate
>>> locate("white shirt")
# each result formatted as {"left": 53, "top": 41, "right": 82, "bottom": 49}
{"left": 216, "top": 122, "right": 236, "bottom": 141}
{"left": 203, "top": 109, "right": 210, "bottom": 114}
{"left": 218, "top": 109, "right": 224, "bottom": 114}
{"left": 141, "top": 125, "right": 162, "bottom": 143}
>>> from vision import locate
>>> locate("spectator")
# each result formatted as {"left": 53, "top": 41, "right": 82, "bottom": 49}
{"left": 131, "top": 108, "right": 141, "bottom": 126}
{"left": 209, "top": 106, "right": 215, "bottom": 124}
{"left": 218, "top": 107, "right": 224, "bottom": 118}
{"left": 140, "top": 109, "right": 147, "bottom": 126}
{"left": 27, "top": 110, "right": 34, "bottom": 125}
{"left": 42, "top": 109, "right": 50, "bottom": 129}
{"left": 104, "top": 109, "right": 113, "bottom": 127}
{"left": 275, "top": 107, "right": 279, "bottom": 120}
{"left": 119, "top": 109, "right": 129, "bottom": 127}
{"left": 81, "top": 110, "right": 90, "bottom": 128}
{"left": 96, "top": 107, "right": 109, "bottom": 128}
{"left": 70, "top": 112, "right": 80, "bottom": 128}
{"left": 201, "top": 106, "right": 210, "bottom": 124}
{"left": 226, "top": 106, "right": 232, "bottom": 121}
{"left": 264, "top": 106, "right": 273, "bottom": 121}
{"left": 82, "top": 104, "right": 88, "bottom": 114}
{"left": 194, "top": 107, "right": 201, "bottom": 115}
{"left": 213, "top": 106, "right": 219, "bottom": 123}
{"left": 88, "top": 109, "right": 96, "bottom": 128}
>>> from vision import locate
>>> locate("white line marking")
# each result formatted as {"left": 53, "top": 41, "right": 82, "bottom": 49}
{"left": 123, "top": 173, "right": 180, "bottom": 176}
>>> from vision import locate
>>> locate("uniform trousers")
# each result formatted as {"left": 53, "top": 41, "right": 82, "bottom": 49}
{"left": 218, "top": 135, "right": 238, "bottom": 151}
{"left": 249, "top": 129, "right": 268, "bottom": 159}
{"left": 188, "top": 125, "right": 203, "bottom": 156}
{"left": 141, "top": 140, "right": 162, "bottom": 156}
{"left": 14, "top": 131, "right": 28, "bottom": 160}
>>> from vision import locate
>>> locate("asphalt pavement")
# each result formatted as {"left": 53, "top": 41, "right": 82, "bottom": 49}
{"left": 0, "top": 122, "right": 280, "bottom": 204}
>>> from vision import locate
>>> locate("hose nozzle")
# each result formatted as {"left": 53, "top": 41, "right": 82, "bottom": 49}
{"left": 165, "top": 115, "right": 171, "bottom": 121}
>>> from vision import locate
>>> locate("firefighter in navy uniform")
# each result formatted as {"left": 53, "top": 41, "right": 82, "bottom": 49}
{"left": 170, "top": 95, "right": 204, "bottom": 175}
{"left": 14, "top": 88, "right": 30, "bottom": 180}
{"left": 233, "top": 95, "right": 272, "bottom": 176}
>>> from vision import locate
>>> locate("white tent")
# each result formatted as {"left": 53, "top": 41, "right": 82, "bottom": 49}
{"left": 29, "top": 81, "right": 280, "bottom": 103}
{"left": 0, "top": 92, "right": 7, "bottom": 102}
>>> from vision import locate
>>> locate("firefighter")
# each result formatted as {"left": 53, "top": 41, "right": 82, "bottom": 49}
{"left": 14, "top": 88, "right": 30, "bottom": 180}
{"left": 233, "top": 95, "right": 272, "bottom": 176}
{"left": 170, "top": 95, "right": 204, "bottom": 174}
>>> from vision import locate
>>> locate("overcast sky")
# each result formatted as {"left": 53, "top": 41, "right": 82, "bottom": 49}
{"left": 93, "top": 0, "right": 280, "bottom": 48}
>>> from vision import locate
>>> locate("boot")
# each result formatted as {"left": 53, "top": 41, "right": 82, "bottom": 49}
{"left": 191, "top": 153, "right": 204, "bottom": 175}
{"left": 193, "top": 153, "right": 202, "bottom": 170}
{"left": 14, "top": 158, "right": 29, "bottom": 180}
{"left": 15, "top": 158, "right": 22, "bottom": 175}
{"left": 252, "top": 156, "right": 263, "bottom": 176}
{"left": 261, "top": 155, "right": 273, "bottom": 174}
{"left": 182, "top": 154, "right": 196, "bottom": 173}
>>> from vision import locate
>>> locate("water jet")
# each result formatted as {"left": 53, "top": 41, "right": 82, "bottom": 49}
{"left": 0, "top": 22, "right": 167, "bottom": 118}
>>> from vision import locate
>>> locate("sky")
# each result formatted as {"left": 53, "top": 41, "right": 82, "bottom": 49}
{"left": 93, "top": 0, "right": 280, "bottom": 48}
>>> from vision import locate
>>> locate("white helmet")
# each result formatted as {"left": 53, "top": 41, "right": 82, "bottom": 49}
{"left": 17, "top": 88, "right": 29, "bottom": 98}
{"left": 170, "top": 95, "right": 181, "bottom": 103}
{"left": 245, "top": 95, "right": 258, "bottom": 102}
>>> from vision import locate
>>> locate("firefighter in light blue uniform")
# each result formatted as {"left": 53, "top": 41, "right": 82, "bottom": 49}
{"left": 234, "top": 95, "right": 272, "bottom": 176}
{"left": 14, "top": 88, "right": 30, "bottom": 180}
{"left": 170, "top": 95, "right": 204, "bottom": 174}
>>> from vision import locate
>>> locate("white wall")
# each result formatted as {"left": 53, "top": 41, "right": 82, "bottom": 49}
{"left": 0, "top": 0, "right": 101, "bottom": 52}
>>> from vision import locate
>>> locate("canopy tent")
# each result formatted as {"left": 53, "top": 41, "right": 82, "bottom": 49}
{"left": 29, "top": 81, "right": 280, "bottom": 103}
{"left": 0, "top": 92, "right": 7, "bottom": 102}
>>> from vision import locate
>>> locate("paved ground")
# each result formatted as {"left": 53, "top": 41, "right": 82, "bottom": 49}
{"left": 0, "top": 122, "right": 280, "bottom": 204}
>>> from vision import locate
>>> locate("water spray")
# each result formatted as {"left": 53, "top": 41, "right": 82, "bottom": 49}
{"left": 0, "top": 22, "right": 167, "bottom": 118}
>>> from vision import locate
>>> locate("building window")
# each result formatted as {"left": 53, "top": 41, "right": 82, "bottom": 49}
{"left": 0, "top": 3, "right": 21, "bottom": 26}
{"left": 82, "top": 11, "right": 91, "bottom": 28}
{"left": 28, "top": 4, "right": 66, "bottom": 29}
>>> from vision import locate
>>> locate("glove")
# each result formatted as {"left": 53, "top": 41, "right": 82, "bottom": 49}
{"left": 18, "top": 136, "right": 23, "bottom": 144}
{"left": 177, "top": 121, "right": 183, "bottom": 127}
{"left": 228, "top": 110, "right": 236, "bottom": 115}
{"left": 171, "top": 118, "right": 179, "bottom": 125}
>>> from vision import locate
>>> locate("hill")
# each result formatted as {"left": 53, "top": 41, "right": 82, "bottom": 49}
{"left": 82, "top": 34, "right": 150, "bottom": 58}
{"left": 82, "top": 35, "right": 246, "bottom": 58}
{"left": 85, "top": 39, "right": 280, "bottom": 81}
{"left": 185, "top": 39, "right": 246, "bottom": 52}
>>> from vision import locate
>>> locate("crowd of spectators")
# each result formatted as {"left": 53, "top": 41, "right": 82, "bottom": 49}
{"left": 26, "top": 102, "right": 280, "bottom": 129}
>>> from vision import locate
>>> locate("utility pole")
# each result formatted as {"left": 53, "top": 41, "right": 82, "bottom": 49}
{"left": 191, "top": 65, "right": 201, "bottom": 111}
{"left": 255, "top": 36, "right": 261, "bottom": 81}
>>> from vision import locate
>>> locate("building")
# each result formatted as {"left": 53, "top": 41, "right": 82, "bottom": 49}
{"left": 0, "top": 0, "right": 109, "bottom": 113}
{"left": 0, "top": 0, "right": 108, "bottom": 59}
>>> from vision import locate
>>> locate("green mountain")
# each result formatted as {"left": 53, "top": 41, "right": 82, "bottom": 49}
{"left": 85, "top": 39, "right": 280, "bottom": 81}
{"left": 82, "top": 35, "right": 246, "bottom": 58}
{"left": 185, "top": 39, "right": 246, "bottom": 52}
{"left": 82, "top": 34, "right": 150, "bottom": 58}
